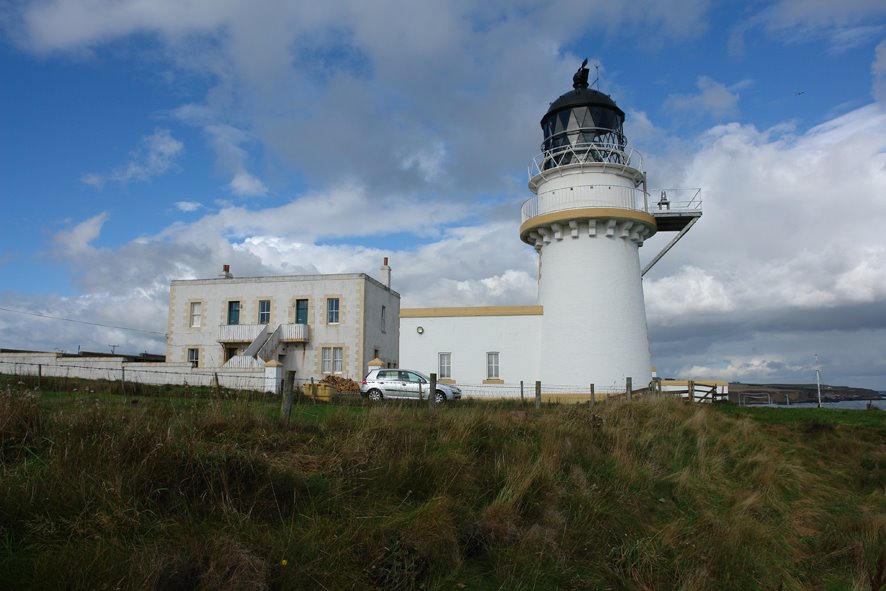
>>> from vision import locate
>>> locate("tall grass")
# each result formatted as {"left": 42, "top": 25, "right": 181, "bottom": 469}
{"left": 1, "top": 383, "right": 885, "bottom": 590}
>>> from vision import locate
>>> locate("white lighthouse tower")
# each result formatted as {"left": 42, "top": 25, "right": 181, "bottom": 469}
{"left": 521, "top": 62, "right": 664, "bottom": 390}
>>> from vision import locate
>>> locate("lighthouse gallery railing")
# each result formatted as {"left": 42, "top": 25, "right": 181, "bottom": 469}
{"left": 521, "top": 184, "right": 648, "bottom": 225}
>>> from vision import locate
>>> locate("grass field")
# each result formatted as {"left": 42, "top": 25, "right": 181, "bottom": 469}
{"left": 2, "top": 377, "right": 885, "bottom": 590}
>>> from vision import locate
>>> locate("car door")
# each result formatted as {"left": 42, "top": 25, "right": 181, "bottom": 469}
{"left": 377, "top": 370, "right": 404, "bottom": 399}
{"left": 401, "top": 371, "right": 428, "bottom": 400}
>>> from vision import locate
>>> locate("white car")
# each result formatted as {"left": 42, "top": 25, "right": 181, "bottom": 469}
{"left": 360, "top": 369, "right": 462, "bottom": 403}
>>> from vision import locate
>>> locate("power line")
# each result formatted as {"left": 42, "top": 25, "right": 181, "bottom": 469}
{"left": 0, "top": 305, "right": 165, "bottom": 336}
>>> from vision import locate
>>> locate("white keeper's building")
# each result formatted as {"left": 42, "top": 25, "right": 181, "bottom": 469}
{"left": 165, "top": 263, "right": 400, "bottom": 383}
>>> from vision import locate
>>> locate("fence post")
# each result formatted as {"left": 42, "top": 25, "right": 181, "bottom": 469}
{"left": 688, "top": 380, "right": 695, "bottom": 403}
{"left": 213, "top": 373, "right": 222, "bottom": 398}
{"left": 626, "top": 377, "right": 633, "bottom": 401}
{"left": 37, "top": 364, "right": 42, "bottom": 389}
{"left": 520, "top": 380, "right": 524, "bottom": 404}
{"left": 535, "top": 380, "right": 541, "bottom": 409}
{"left": 120, "top": 365, "right": 126, "bottom": 396}
{"left": 310, "top": 377, "right": 316, "bottom": 404}
{"left": 589, "top": 383, "right": 595, "bottom": 408}
{"left": 281, "top": 371, "right": 295, "bottom": 423}
{"left": 429, "top": 373, "right": 437, "bottom": 413}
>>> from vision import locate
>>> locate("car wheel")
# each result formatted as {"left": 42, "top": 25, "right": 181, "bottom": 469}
{"left": 367, "top": 389, "right": 383, "bottom": 401}
{"left": 434, "top": 391, "right": 446, "bottom": 404}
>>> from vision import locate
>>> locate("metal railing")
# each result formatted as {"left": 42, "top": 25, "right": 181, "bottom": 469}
{"left": 529, "top": 142, "right": 644, "bottom": 180}
{"left": 521, "top": 184, "right": 649, "bottom": 225}
{"left": 648, "top": 188, "right": 702, "bottom": 212}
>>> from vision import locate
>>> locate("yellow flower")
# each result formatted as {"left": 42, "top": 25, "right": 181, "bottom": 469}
{"left": 281, "top": 559, "right": 288, "bottom": 567}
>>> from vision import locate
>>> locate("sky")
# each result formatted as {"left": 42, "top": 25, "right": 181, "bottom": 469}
{"left": 1, "top": 0, "right": 885, "bottom": 389}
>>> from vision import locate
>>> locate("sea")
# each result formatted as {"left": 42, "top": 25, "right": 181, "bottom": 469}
{"left": 752, "top": 397, "right": 886, "bottom": 410}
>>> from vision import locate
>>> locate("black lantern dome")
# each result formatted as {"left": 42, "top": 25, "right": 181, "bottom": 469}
{"left": 540, "top": 60, "right": 627, "bottom": 169}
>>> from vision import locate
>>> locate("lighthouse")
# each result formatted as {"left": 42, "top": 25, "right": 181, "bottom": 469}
{"left": 520, "top": 61, "right": 657, "bottom": 389}
{"left": 398, "top": 60, "right": 700, "bottom": 391}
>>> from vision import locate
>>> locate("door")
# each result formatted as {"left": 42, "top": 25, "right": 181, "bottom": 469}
{"left": 376, "top": 370, "right": 404, "bottom": 399}
{"left": 400, "top": 371, "right": 428, "bottom": 400}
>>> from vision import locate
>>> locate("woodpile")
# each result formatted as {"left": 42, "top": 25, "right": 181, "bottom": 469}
{"left": 320, "top": 375, "right": 360, "bottom": 394}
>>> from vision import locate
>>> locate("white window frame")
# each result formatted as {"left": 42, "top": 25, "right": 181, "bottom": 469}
{"left": 333, "top": 347, "right": 343, "bottom": 373}
{"left": 327, "top": 298, "right": 340, "bottom": 324}
{"left": 189, "top": 302, "right": 202, "bottom": 328}
{"left": 438, "top": 352, "right": 451, "bottom": 379}
{"left": 321, "top": 347, "right": 332, "bottom": 373}
{"left": 258, "top": 299, "right": 271, "bottom": 324}
{"left": 187, "top": 347, "right": 199, "bottom": 367}
{"left": 486, "top": 352, "right": 500, "bottom": 379}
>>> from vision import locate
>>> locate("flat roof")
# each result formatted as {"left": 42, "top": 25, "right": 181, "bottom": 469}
{"left": 171, "top": 272, "right": 400, "bottom": 297}
{"left": 401, "top": 305, "right": 543, "bottom": 318}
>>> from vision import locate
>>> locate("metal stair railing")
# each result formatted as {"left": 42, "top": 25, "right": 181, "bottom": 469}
{"left": 257, "top": 324, "right": 283, "bottom": 362}
{"left": 241, "top": 326, "right": 270, "bottom": 359}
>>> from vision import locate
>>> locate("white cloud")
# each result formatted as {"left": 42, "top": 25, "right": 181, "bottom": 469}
{"left": 399, "top": 141, "right": 448, "bottom": 182}
{"left": 663, "top": 76, "right": 744, "bottom": 120}
{"left": 9, "top": 0, "right": 712, "bottom": 202}
{"left": 229, "top": 172, "right": 268, "bottom": 197}
{"left": 175, "top": 201, "right": 203, "bottom": 212}
{"left": 82, "top": 128, "right": 183, "bottom": 188}
{"left": 204, "top": 125, "right": 267, "bottom": 197}
{"left": 733, "top": 0, "right": 886, "bottom": 52}
{"left": 53, "top": 212, "right": 108, "bottom": 253}
{"left": 640, "top": 102, "right": 886, "bottom": 383}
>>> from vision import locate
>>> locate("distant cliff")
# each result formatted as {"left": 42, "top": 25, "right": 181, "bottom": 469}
{"left": 728, "top": 383, "right": 882, "bottom": 404}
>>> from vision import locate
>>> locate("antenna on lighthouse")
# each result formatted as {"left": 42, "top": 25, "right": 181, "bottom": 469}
{"left": 592, "top": 63, "right": 600, "bottom": 89}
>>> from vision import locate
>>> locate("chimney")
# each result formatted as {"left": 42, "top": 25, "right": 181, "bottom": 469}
{"left": 219, "top": 264, "right": 233, "bottom": 279}
{"left": 380, "top": 257, "right": 391, "bottom": 289}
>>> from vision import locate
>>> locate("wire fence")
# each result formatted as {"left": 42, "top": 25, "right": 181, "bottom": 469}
{"left": 0, "top": 357, "right": 726, "bottom": 404}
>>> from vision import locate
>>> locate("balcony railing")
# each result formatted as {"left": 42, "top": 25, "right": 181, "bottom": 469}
{"left": 280, "top": 323, "right": 309, "bottom": 343}
{"left": 217, "top": 324, "right": 265, "bottom": 343}
{"left": 217, "top": 323, "right": 309, "bottom": 345}
{"left": 521, "top": 184, "right": 649, "bottom": 225}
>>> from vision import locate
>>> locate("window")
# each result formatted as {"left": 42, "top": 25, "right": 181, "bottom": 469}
{"left": 438, "top": 352, "right": 451, "bottom": 379}
{"left": 322, "top": 346, "right": 343, "bottom": 373}
{"left": 333, "top": 347, "right": 343, "bottom": 372}
{"left": 225, "top": 346, "right": 238, "bottom": 362}
{"left": 486, "top": 352, "right": 500, "bottom": 379}
{"left": 187, "top": 348, "right": 199, "bottom": 367}
{"left": 189, "top": 302, "right": 202, "bottom": 328}
{"left": 326, "top": 298, "right": 340, "bottom": 324}
{"left": 321, "top": 347, "right": 332, "bottom": 373}
{"left": 227, "top": 301, "right": 240, "bottom": 325}
{"left": 381, "top": 305, "right": 386, "bottom": 333}
{"left": 295, "top": 299, "right": 308, "bottom": 324}
{"left": 258, "top": 300, "right": 271, "bottom": 324}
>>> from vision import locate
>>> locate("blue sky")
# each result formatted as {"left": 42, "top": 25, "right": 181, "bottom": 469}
{"left": 1, "top": 0, "right": 885, "bottom": 389}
